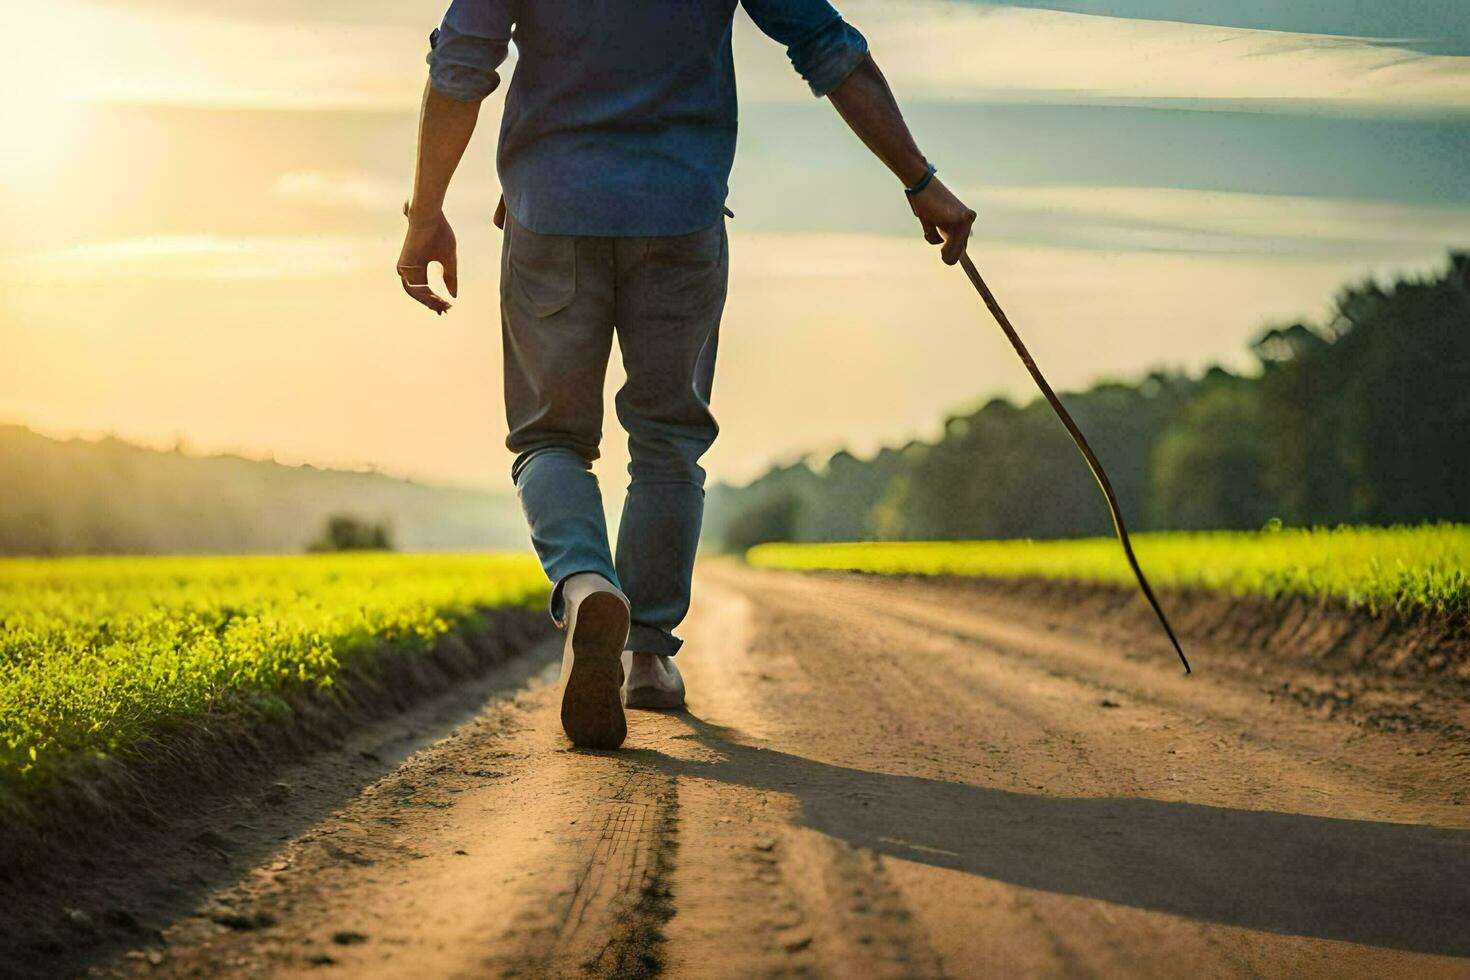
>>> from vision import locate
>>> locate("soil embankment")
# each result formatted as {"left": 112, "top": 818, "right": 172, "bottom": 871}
{"left": 910, "top": 573, "right": 1470, "bottom": 683}
{"left": 867, "top": 572, "right": 1470, "bottom": 742}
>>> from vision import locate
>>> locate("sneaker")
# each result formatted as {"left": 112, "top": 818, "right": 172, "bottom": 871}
{"left": 623, "top": 652, "right": 687, "bottom": 710}
{"left": 559, "top": 573, "right": 630, "bottom": 749}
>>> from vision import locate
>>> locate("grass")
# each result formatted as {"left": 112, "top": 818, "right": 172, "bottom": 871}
{"left": 747, "top": 525, "right": 1470, "bottom": 617}
{"left": 0, "top": 553, "right": 547, "bottom": 794}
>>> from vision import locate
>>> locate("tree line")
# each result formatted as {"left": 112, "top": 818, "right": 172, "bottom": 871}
{"left": 705, "top": 252, "right": 1470, "bottom": 551}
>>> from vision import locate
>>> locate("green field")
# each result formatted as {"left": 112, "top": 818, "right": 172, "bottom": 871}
{"left": 748, "top": 525, "right": 1470, "bottom": 616}
{"left": 0, "top": 553, "right": 547, "bottom": 795}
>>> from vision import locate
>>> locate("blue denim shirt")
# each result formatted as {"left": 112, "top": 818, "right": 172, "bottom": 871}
{"left": 427, "top": 0, "right": 868, "bottom": 237}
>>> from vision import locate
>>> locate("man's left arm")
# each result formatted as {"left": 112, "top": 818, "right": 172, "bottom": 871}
{"left": 740, "top": 0, "right": 975, "bottom": 265}
{"left": 826, "top": 54, "right": 976, "bottom": 266}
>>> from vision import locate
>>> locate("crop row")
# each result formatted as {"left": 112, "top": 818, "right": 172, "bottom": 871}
{"left": 0, "top": 553, "right": 548, "bottom": 794}
{"left": 747, "top": 524, "right": 1470, "bottom": 615}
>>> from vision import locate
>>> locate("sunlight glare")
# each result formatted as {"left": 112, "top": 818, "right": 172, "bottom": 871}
{"left": 0, "top": 9, "right": 85, "bottom": 184}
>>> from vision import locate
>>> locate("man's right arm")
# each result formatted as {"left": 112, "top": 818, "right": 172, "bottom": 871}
{"left": 398, "top": 1, "right": 512, "bottom": 314}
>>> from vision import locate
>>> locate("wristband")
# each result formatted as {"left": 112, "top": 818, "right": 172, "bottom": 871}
{"left": 904, "top": 162, "right": 937, "bottom": 197}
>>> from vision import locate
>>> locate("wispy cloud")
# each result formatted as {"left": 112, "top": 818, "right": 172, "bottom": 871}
{"left": 743, "top": 1, "right": 1470, "bottom": 115}
{"left": 15, "top": 0, "right": 1470, "bottom": 115}
{"left": 983, "top": 1, "right": 1470, "bottom": 57}
{"left": 272, "top": 171, "right": 501, "bottom": 212}
{"left": 89, "top": 0, "right": 428, "bottom": 27}
{"left": 722, "top": 187, "right": 1470, "bottom": 265}
{"left": 13, "top": 188, "right": 1463, "bottom": 288}
{"left": 3, "top": 235, "right": 388, "bottom": 282}
{"left": 970, "top": 186, "right": 1470, "bottom": 256}
{"left": 7, "top": 2, "right": 424, "bottom": 111}
{"left": 272, "top": 172, "right": 413, "bottom": 212}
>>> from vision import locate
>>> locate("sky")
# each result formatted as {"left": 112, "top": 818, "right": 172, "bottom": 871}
{"left": 1, "top": 0, "right": 1468, "bottom": 496}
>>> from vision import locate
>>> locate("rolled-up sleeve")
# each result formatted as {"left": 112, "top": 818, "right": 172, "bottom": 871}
{"left": 740, "top": 0, "right": 869, "bottom": 96}
{"left": 426, "top": 0, "right": 512, "bottom": 102}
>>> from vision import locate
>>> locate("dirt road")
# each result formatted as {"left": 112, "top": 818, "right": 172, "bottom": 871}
{"left": 111, "top": 562, "right": 1470, "bottom": 977}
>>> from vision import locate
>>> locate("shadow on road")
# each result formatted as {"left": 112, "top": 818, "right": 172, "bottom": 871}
{"left": 632, "top": 712, "right": 1470, "bottom": 958}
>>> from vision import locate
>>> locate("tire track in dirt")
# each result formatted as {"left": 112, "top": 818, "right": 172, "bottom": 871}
{"left": 488, "top": 767, "right": 679, "bottom": 978}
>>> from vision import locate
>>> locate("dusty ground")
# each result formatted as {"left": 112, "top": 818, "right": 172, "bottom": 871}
{"left": 68, "top": 562, "right": 1470, "bottom": 977}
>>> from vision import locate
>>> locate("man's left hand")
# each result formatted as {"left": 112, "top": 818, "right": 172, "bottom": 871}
{"left": 908, "top": 177, "right": 976, "bottom": 266}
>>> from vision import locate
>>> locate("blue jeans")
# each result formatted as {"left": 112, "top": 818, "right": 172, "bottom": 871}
{"left": 501, "top": 214, "right": 728, "bottom": 656}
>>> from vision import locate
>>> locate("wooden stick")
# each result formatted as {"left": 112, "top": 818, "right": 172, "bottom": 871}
{"left": 959, "top": 252, "right": 1192, "bottom": 674}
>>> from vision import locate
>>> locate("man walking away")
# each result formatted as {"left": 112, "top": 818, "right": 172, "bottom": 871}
{"left": 397, "top": 0, "right": 976, "bottom": 749}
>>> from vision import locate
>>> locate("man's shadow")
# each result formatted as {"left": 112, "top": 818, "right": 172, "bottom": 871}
{"left": 625, "top": 712, "right": 1470, "bottom": 957}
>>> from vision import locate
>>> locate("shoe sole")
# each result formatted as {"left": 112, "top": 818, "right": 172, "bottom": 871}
{"left": 561, "top": 591, "right": 629, "bottom": 749}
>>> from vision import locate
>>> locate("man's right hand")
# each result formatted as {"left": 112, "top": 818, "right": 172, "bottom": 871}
{"left": 908, "top": 177, "right": 976, "bottom": 266}
{"left": 397, "top": 206, "right": 458, "bottom": 314}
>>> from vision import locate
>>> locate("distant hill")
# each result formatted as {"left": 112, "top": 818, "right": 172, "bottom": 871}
{"left": 0, "top": 426, "right": 530, "bottom": 555}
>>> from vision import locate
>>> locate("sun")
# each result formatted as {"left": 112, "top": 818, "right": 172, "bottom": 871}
{"left": 0, "top": 8, "right": 88, "bottom": 185}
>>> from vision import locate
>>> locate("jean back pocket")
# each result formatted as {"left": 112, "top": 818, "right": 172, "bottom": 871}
{"left": 508, "top": 219, "right": 577, "bottom": 318}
